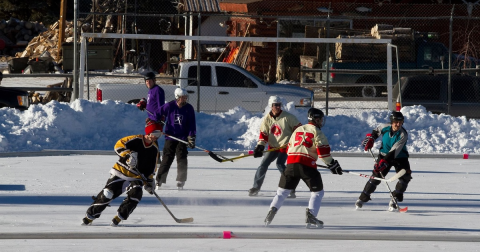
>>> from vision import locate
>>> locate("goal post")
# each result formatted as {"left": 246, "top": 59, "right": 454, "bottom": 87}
{"left": 79, "top": 33, "right": 394, "bottom": 110}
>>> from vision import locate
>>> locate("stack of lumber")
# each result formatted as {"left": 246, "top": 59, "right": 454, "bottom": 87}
{"left": 335, "top": 24, "right": 415, "bottom": 62}
{"left": 0, "top": 18, "right": 47, "bottom": 47}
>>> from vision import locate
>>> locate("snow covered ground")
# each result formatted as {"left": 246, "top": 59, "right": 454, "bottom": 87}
{"left": 0, "top": 154, "right": 479, "bottom": 251}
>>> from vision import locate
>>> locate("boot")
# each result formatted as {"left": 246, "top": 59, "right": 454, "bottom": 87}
{"left": 264, "top": 207, "right": 278, "bottom": 226}
{"left": 287, "top": 189, "right": 296, "bottom": 199}
{"left": 388, "top": 199, "right": 398, "bottom": 212}
{"left": 355, "top": 199, "right": 367, "bottom": 210}
{"left": 111, "top": 215, "right": 122, "bottom": 226}
{"left": 305, "top": 208, "right": 324, "bottom": 229}
{"left": 248, "top": 187, "right": 259, "bottom": 196}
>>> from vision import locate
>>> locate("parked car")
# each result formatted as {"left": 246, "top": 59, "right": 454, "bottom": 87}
{"left": 96, "top": 62, "right": 313, "bottom": 113}
{"left": 0, "top": 86, "right": 30, "bottom": 110}
{"left": 393, "top": 74, "right": 480, "bottom": 118}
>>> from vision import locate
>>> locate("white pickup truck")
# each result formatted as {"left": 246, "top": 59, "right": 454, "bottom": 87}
{"left": 95, "top": 61, "right": 313, "bottom": 113}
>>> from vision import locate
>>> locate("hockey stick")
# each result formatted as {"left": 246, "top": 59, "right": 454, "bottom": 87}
{"left": 316, "top": 164, "right": 405, "bottom": 183}
{"left": 368, "top": 149, "right": 408, "bottom": 213}
{"left": 133, "top": 167, "right": 194, "bottom": 223}
{"left": 220, "top": 145, "right": 288, "bottom": 162}
{"left": 144, "top": 109, "right": 228, "bottom": 163}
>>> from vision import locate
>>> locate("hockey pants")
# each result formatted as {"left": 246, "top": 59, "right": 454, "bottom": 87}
{"left": 359, "top": 158, "right": 412, "bottom": 202}
{"left": 156, "top": 139, "right": 188, "bottom": 183}
{"left": 85, "top": 175, "right": 143, "bottom": 220}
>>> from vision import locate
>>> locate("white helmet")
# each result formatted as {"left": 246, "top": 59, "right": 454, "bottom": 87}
{"left": 268, "top": 95, "right": 281, "bottom": 106}
{"left": 174, "top": 88, "right": 188, "bottom": 99}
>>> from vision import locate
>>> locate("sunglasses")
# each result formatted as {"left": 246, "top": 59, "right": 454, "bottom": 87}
{"left": 272, "top": 103, "right": 282, "bottom": 107}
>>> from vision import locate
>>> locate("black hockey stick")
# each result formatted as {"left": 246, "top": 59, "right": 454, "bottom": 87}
{"left": 144, "top": 109, "right": 228, "bottom": 163}
{"left": 133, "top": 167, "right": 194, "bottom": 223}
{"left": 316, "top": 164, "right": 405, "bottom": 182}
{"left": 368, "top": 149, "right": 408, "bottom": 213}
{"left": 220, "top": 145, "right": 288, "bottom": 162}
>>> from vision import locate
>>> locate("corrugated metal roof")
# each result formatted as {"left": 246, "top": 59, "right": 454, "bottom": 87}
{"left": 183, "top": 0, "right": 222, "bottom": 12}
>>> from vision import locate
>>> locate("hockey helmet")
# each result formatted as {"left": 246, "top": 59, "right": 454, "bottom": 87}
{"left": 308, "top": 108, "right": 325, "bottom": 128}
{"left": 174, "top": 88, "right": 188, "bottom": 99}
{"left": 268, "top": 95, "right": 282, "bottom": 106}
{"left": 144, "top": 72, "right": 156, "bottom": 81}
{"left": 390, "top": 111, "right": 404, "bottom": 123}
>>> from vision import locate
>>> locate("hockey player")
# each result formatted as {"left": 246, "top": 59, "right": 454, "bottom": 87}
{"left": 136, "top": 72, "right": 165, "bottom": 122}
{"left": 81, "top": 121, "right": 162, "bottom": 226}
{"left": 264, "top": 108, "right": 343, "bottom": 229}
{"left": 155, "top": 88, "right": 196, "bottom": 190}
{"left": 356, "top": 111, "right": 412, "bottom": 212}
{"left": 248, "top": 95, "right": 301, "bottom": 198}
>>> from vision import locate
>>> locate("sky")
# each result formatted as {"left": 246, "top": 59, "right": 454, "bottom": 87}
{"left": 1, "top": 78, "right": 479, "bottom": 250}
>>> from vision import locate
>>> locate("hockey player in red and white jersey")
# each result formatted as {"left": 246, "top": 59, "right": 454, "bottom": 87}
{"left": 248, "top": 95, "right": 301, "bottom": 198}
{"left": 264, "top": 108, "right": 343, "bottom": 229}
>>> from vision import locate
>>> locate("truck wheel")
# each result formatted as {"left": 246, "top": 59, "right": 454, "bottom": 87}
{"left": 360, "top": 86, "right": 377, "bottom": 98}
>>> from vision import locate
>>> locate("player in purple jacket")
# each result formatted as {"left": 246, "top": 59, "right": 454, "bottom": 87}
{"left": 136, "top": 72, "right": 165, "bottom": 122}
{"left": 155, "top": 88, "right": 196, "bottom": 190}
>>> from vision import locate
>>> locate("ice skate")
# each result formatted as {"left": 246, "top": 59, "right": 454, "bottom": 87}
{"left": 155, "top": 182, "right": 162, "bottom": 190}
{"left": 287, "top": 189, "right": 296, "bottom": 199}
{"left": 264, "top": 207, "right": 278, "bottom": 226}
{"left": 305, "top": 208, "right": 324, "bottom": 229}
{"left": 355, "top": 199, "right": 366, "bottom": 210}
{"left": 111, "top": 215, "right": 121, "bottom": 226}
{"left": 248, "top": 187, "right": 259, "bottom": 196}
{"left": 177, "top": 181, "right": 185, "bottom": 190}
{"left": 81, "top": 217, "right": 93, "bottom": 226}
{"left": 388, "top": 199, "right": 398, "bottom": 212}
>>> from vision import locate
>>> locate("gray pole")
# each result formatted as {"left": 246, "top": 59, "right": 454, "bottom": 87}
{"left": 448, "top": 5, "right": 454, "bottom": 115}
{"left": 72, "top": 0, "right": 78, "bottom": 101}
{"left": 196, "top": 13, "right": 201, "bottom": 112}
{"left": 324, "top": 3, "right": 331, "bottom": 116}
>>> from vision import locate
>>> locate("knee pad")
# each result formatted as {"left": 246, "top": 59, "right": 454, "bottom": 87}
{"left": 103, "top": 188, "right": 114, "bottom": 199}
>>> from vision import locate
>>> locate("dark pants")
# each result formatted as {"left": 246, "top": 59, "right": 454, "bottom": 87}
{"left": 86, "top": 175, "right": 143, "bottom": 221}
{"left": 156, "top": 139, "right": 188, "bottom": 183}
{"left": 252, "top": 151, "right": 287, "bottom": 189}
{"left": 279, "top": 163, "right": 324, "bottom": 192}
{"left": 359, "top": 157, "right": 412, "bottom": 202}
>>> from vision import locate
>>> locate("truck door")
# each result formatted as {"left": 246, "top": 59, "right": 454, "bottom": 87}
{"left": 184, "top": 65, "right": 216, "bottom": 112}
{"left": 420, "top": 43, "right": 447, "bottom": 69}
{"left": 214, "top": 66, "right": 265, "bottom": 112}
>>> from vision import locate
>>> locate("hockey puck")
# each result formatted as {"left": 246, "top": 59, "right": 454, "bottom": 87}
{"left": 223, "top": 231, "right": 232, "bottom": 239}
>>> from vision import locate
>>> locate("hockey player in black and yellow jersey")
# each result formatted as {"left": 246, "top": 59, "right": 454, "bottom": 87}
{"left": 81, "top": 121, "right": 162, "bottom": 226}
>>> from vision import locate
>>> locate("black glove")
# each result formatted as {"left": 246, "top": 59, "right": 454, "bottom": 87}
{"left": 144, "top": 178, "right": 155, "bottom": 195}
{"left": 187, "top": 136, "right": 195, "bottom": 149}
{"left": 328, "top": 159, "right": 343, "bottom": 175}
{"left": 253, "top": 145, "right": 265, "bottom": 158}
{"left": 137, "top": 98, "right": 147, "bottom": 111}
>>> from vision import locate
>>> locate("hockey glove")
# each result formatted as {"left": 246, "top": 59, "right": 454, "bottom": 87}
{"left": 253, "top": 145, "right": 265, "bottom": 158}
{"left": 374, "top": 159, "right": 388, "bottom": 173}
{"left": 144, "top": 178, "right": 155, "bottom": 195}
{"left": 137, "top": 98, "right": 147, "bottom": 111}
{"left": 187, "top": 136, "right": 196, "bottom": 149}
{"left": 362, "top": 133, "right": 374, "bottom": 151}
{"left": 328, "top": 159, "right": 343, "bottom": 175}
{"left": 126, "top": 152, "right": 138, "bottom": 169}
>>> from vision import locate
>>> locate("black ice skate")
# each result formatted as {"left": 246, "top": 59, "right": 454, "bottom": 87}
{"left": 248, "top": 187, "right": 259, "bottom": 196}
{"left": 81, "top": 217, "right": 93, "bottom": 226}
{"left": 264, "top": 207, "right": 278, "bottom": 226}
{"left": 177, "top": 181, "right": 185, "bottom": 190}
{"left": 111, "top": 215, "right": 121, "bottom": 227}
{"left": 388, "top": 199, "right": 398, "bottom": 212}
{"left": 305, "top": 208, "right": 324, "bottom": 229}
{"left": 355, "top": 199, "right": 366, "bottom": 210}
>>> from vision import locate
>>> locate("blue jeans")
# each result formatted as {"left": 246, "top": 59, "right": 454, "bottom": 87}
{"left": 252, "top": 151, "right": 287, "bottom": 189}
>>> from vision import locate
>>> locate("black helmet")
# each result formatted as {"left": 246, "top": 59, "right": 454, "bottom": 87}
{"left": 390, "top": 111, "right": 404, "bottom": 123}
{"left": 144, "top": 72, "right": 156, "bottom": 81}
{"left": 308, "top": 108, "right": 325, "bottom": 128}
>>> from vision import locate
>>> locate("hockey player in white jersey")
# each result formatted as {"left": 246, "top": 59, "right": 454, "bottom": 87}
{"left": 264, "top": 108, "right": 343, "bottom": 229}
